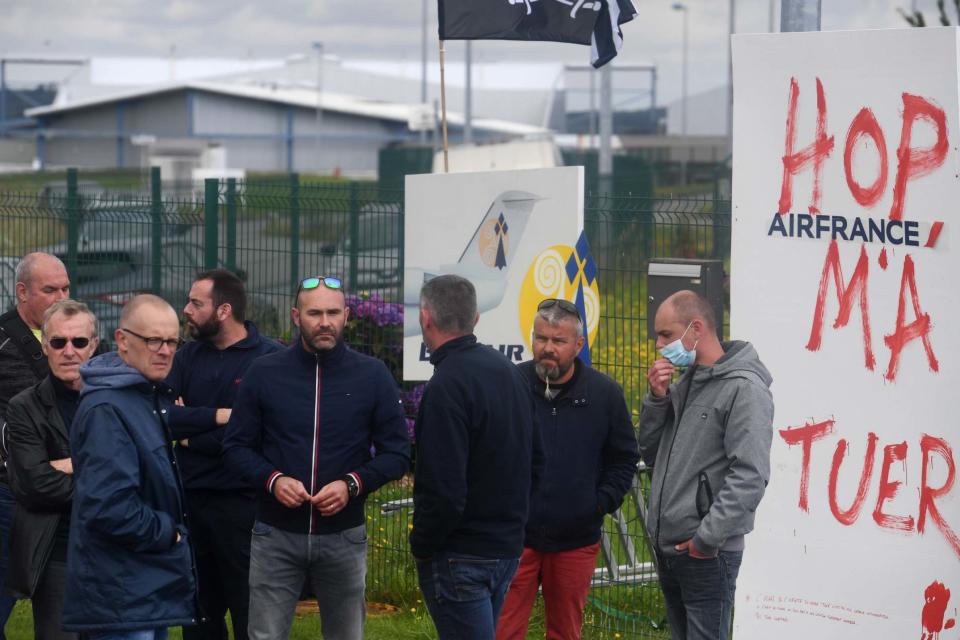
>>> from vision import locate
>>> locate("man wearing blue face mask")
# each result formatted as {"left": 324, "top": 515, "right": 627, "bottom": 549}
{"left": 638, "top": 290, "right": 774, "bottom": 640}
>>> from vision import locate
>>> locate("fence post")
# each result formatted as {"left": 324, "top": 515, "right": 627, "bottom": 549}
{"left": 203, "top": 178, "right": 219, "bottom": 270}
{"left": 226, "top": 178, "right": 237, "bottom": 273}
{"left": 348, "top": 181, "right": 359, "bottom": 291}
{"left": 151, "top": 166, "right": 162, "bottom": 294}
{"left": 397, "top": 193, "right": 405, "bottom": 297}
{"left": 65, "top": 168, "right": 79, "bottom": 286}
{"left": 289, "top": 173, "right": 300, "bottom": 293}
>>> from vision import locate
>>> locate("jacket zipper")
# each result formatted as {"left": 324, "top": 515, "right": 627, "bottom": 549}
{"left": 309, "top": 359, "right": 322, "bottom": 534}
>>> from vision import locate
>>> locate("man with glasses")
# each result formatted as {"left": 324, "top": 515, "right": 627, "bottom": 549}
{"left": 0, "top": 252, "right": 70, "bottom": 639}
{"left": 165, "top": 269, "right": 281, "bottom": 640}
{"left": 5, "top": 300, "right": 98, "bottom": 640}
{"left": 223, "top": 276, "right": 409, "bottom": 640}
{"left": 62, "top": 294, "right": 198, "bottom": 639}
{"left": 411, "top": 275, "right": 540, "bottom": 640}
{"left": 496, "top": 298, "right": 639, "bottom": 640}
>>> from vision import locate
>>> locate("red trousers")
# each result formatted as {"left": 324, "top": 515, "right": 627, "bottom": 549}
{"left": 495, "top": 543, "right": 600, "bottom": 640}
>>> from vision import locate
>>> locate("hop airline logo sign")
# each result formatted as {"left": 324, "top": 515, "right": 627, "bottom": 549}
{"left": 518, "top": 231, "right": 600, "bottom": 365}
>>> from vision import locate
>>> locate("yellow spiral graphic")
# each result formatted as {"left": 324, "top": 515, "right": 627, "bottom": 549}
{"left": 517, "top": 244, "right": 601, "bottom": 354}
{"left": 532, "top": 249, "right": 566, "bottom": 298}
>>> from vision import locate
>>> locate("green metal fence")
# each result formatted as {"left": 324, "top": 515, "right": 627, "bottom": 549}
{"left": 0, "top": 169, "right": 730, "bottom": 639}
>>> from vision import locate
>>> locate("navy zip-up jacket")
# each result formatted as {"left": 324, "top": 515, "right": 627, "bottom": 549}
{"left": 165, "top": 321, "right": 282, "bottom": 490}
{"left": 63, "top": 352, "right": 198, "bottom": 632}
{"left": 222, "top": 339, "right": 410, "bottom": 535}
{"left": 520, "top": 359, "right": 640, "bottom": 552}
{"left": 410, "top": 335, "right": 542, "bottom": 560}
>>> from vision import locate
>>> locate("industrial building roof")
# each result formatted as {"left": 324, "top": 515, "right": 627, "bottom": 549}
{"left": 25, "top": 80, "right": 549, "bottom": 137}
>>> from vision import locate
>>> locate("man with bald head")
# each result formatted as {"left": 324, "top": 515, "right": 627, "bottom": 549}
{"left": 224, "top": 277, "right": 409, "bottom": 639}
{"left": 638, "top": 290, "right": 773, "bottom": 640}
{"left": 0, "top": 251, "right": 70, "bottom": 638}
{"left": 62, "top": 295, "right": 199, "bottom": 638}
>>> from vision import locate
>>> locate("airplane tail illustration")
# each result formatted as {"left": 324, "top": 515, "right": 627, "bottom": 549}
{"left": 402, "top": 190, "right": 542, "bottom": 336}
{"left": 455, "top": 190, "right": 540, "bottom": 275}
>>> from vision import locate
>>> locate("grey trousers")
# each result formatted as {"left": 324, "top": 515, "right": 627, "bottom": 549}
{"left": 247, "top": 520, "right": 367, "bottom": 640}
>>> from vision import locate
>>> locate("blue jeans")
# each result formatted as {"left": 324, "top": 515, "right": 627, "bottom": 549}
{"left": 657, "top": 550, "right": 743, "bottom": 640}
{"left": 247, "top": 521, "right": 367, "bottom": 640}
{"left": 86, "top": 629, "right": 167, "bottom": 640}
{"left": 0, "top": 483, "right": 17, "bottom": 640}
{"left": 417, "top": 551, "right": 520, "bottom": 640}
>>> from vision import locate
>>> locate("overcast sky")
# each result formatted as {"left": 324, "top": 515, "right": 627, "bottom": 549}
{"left": 0, "top": 0, "right": 942, "bottom": 104}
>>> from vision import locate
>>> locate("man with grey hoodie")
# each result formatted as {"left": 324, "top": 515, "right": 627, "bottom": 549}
{"left": 639, "top": 290, "right": 773, "bottom": 640}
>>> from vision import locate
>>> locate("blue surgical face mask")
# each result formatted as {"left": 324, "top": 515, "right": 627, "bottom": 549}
{"left": 659, "top": 322, "right": 698, "bottom": 367}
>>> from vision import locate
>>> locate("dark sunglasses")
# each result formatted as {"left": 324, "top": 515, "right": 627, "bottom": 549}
{"left": 48, "top": 336, "right": 93, "bottom": 350}
{"left": 121, "top": 328, "right": 184, "bottom": 352}
{"left": 299, "top": 276, "right": 343, "bottom": 293}
{"left": 538, "top": 298, "right": 581, "bottom": 321}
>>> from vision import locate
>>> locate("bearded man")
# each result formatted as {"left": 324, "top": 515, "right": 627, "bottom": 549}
{"left": 165, "top": 269, "right": 281, "bottom": 640}
{"left": 496, "top": 298, "right": 639, "bottom": 640}
{"left": 222, "top": 276, "right": 409, "bottom": 640}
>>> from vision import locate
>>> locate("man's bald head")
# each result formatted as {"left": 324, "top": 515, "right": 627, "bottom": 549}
{"left": 117, "top": 295, "right": 181, "bottom": 381}
{"left": 120, "top": 294, "right": 177, "bottom": 329}
{"left": 665, "top": 290, "right": 716, "bottom": 331}
{"left": 15, "top": 252, "right": 67, "bottom": 287}
{"left": 15, "top": 252, "right": 70, "bottom": 330}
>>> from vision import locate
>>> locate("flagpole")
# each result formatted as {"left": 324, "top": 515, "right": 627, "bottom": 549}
{"left": 438, "top": 39, "right": 450, "bottom": 173}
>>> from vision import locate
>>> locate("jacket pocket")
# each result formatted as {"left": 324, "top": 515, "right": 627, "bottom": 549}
{"left": 696, "top": 471, "right": 714, "bottom": 519}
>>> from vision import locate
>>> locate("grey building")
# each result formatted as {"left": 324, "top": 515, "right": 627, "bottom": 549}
{"left": 24, "top": 81, "right": 545, "bottom": 175}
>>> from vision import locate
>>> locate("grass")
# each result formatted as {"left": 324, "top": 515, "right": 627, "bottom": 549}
{"left": 0, "top": 169, "right": 146, "bottom": 194}
{"left": 4, "top": 601, "right": 439, "bottom": 639}
{"left": 5, "top": 596, "right": 662, "bottom": 639}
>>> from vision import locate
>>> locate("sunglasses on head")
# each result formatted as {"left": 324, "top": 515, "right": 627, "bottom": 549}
{"left": 298, "top": 276, "right": 343, "bottom": 293}
{"left": 537, "top": 298, "right": 581, "bottom": 320}
{"left": 47, "top": 336, "right": 92, "bottom": 350}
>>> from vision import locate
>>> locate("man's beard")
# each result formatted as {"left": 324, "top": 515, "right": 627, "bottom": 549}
{"left": 534, "top": 359, "right": 562, "bottom": 382}
{"left": 303, "top": 325, "right": 342, "bottom": 352}
{"left": 188, "top": 315, "right": 220, "bottom": 340}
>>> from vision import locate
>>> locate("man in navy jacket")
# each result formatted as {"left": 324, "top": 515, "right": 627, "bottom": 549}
{"left": 63, "top": 295, "right": 197, "bottom": 638}
{"left": 222, "top": 276, "right": 409, "bottom": 640}
{"left": 411, "top": 274, "right": 541, "bottom": 640}
{"left": 496, "top": 299, "right": 639, "bottom": 640}
{"left": 166, "top": 269, "right": 281, "bottom": 640}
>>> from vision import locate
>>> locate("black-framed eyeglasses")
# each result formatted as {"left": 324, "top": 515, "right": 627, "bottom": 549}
{"left": 121, "top": 328, "right": 184, "bottom": 352}
{"left": 538, "top": 298, "right": 581, "bottom": 321}
{"left": 298, "top": 276, "right": 343, "bottom": 293}
{"left": 47, "top": 336, "right": 93, "bottom": 350}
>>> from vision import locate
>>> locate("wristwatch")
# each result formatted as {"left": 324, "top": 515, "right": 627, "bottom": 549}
{"left": 342, "top": 473, "right": 360, "bottom": 499}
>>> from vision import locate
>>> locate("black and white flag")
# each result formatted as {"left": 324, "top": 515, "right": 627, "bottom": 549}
{"left": 437, "top": 0, "right": 638, "bottom": 68}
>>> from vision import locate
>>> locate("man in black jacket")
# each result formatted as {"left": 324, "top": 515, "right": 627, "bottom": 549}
{"left": 496, "top": 299, "right": 639, "bottom": 640}
{"left": 223, "top": 276, "right": 409, "bottom": 640}
{"left": 411, "top": 274, "right": 541, "bottom": 640}
{"left": 0, "top": 252, "right": 70, "bottom": 639}
{"left": 166, "top": 269, "right": 281, "bottom": 640}
{"left": 6, "top": 299, "right": 99, "bottom": 640}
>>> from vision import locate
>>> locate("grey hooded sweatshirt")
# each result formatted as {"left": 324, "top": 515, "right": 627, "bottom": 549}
{"left": 638, "top": 340, "right": 773, "bottom": 557}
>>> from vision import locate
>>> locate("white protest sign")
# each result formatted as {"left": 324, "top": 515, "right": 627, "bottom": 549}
{"left": 731, "top": 27, "right": 960, "bottom": 638}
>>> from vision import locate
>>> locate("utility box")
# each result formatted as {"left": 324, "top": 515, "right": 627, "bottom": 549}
{"left": 647, "top": 258, "right": 725, "bottom": 340}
